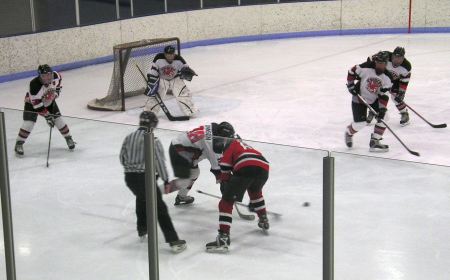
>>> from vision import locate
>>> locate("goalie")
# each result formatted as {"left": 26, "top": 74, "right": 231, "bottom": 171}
{"left": 144, "top": 45, "right": 198, "bottom": 117}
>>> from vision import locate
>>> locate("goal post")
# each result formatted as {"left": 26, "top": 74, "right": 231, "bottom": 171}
{"left": 87, "top": 37, "right": 181, "bottom": 111}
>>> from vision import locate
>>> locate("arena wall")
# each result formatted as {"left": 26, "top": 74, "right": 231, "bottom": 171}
{"left": 0, "top": 0, "right": 448, "bottom": 81}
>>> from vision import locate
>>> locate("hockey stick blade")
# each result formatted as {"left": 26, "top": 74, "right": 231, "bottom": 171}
{"left": 197, "top": 190, "right": 282, "bottom": 217}
{"left": 357, "top": 95, "right": 420, "bottom": 157}
{"left": 235, "top": 203, "right": 256, "bottom": 221}
{"left": 404, "top": 102, "right": 447, "bottom": 129}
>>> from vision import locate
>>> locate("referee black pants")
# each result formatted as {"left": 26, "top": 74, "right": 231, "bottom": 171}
{"left": 124, "top": 172, "right": 179, "bottom": 243}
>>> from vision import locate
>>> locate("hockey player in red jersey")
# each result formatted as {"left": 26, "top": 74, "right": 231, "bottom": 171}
{"left": 168, "top": 122, "right": 235, "bottom": 205}
{"left": 366, "top": 47, "right": 412, "bottom": 126}
{"left": 206, "top": 137, "right": 270, "bottom": 253}
{"left": 14, "top": 64, "right": 75, "bottom": 156}
{"left": 345, "top": 51, "right": 394, "bottom": 152}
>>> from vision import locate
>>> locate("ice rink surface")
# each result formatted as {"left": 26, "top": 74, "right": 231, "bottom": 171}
{"left": 1, "top": 33, "right": 449, "bottom": 279}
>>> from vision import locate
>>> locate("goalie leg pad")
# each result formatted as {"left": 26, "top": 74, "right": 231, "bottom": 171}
{"left": 172, "top": 78, "right": 198, "bottom": 116}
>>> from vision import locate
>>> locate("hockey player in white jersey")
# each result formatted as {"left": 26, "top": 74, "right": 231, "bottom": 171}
{"left": 366, "top": 47, "right": 412, "bottom": 126}
{"left": 167, "top": 122, "right": 235, "bottom": 205}
{"left": 14, "top": 64, "right": 75, "bottom": 156}
{"left": 345, "top": 51, "right": 394, "bottom": 152}
{"left": 144, "top": 45, "right": 198, "bottom": 117}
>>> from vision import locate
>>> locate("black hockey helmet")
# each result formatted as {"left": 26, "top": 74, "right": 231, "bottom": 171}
{"left": 139, "top": 111, "right": 158, "bottom": 131}
{"left": 212, "top": 122, "right": 235, "bottom": 154}
{"left": 393, "top": 46, "right": 405, "bottom": 57}
{"left": 163, "top": 45, "right": 176, "bottom": 63}
{"left": 374, "top": 51, "right": 389, "bottom": 64}
{"left": 37, "top": 64, "right": 53, "bottom": 85}
{"left": 392, "top": 46, "right": 405, "bottom": 66}
{"left": 217, "top": 122, "right": 235, "bottom": 138}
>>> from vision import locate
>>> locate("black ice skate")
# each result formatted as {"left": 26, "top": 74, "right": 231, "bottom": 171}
{"left": 369, "top": 134, "right": 389, "bottom": 152}
{"left": 169, "top": 240, "right": 187, "bottom": 253}
{"left": 15, "top": 141, "right": 24, "bottom": 156}
{"left": 345, "top": 132, "right": 353, "bottom": 148}
{"left": 400, "top": 111, "right": 410, "bottom": 126}
{"left": 174, "top": 195, "right": 194, "bottom": 206}
{"left": 258, "top": 213, "right": 270, "bottom": 231}
{"left": 366, "top": 111, "right": 374, "bottom": 124}
{"left": 206, "top": 230, "right": 230, "bottom": 253}
{"left": 65, "top": 136, "right": 76, "bottom": 150}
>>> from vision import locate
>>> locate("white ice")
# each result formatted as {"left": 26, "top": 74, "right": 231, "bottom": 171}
{"left": 0, "top": 33, "right": 449, "bottom": 280}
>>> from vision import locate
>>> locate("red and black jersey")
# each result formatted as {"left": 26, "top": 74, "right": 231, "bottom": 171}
{"left": 219, "top": 140, "right": 269, "bottom": 181}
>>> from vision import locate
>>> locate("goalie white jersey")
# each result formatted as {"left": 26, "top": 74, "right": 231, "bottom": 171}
{"left": 147, "top": 53, "right": 188, "bottom": 81}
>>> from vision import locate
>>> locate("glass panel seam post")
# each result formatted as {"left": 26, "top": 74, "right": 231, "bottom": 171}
{"left": 75, "top": 0, "right": 80, "bottom": 26}
{"left": 30, "top": 0, "right": 36, "bottom": 32}
{"left": 323, "top": 152, "right": 334, "bottom": 280}
{"left": 144, "top": 132, "right": 159, "bottom": 280}
{"left": 0, "top": 111, "right": 17, "bottom": 280}
{"left": 116, "top": 0, "right": 120, "bottom": 20}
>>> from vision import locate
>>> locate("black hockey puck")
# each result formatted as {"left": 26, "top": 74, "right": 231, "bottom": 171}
{"left": 303, "top": 202, "right": 310, "bottom": 207}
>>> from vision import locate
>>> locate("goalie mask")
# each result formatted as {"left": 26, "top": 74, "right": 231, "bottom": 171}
{"left": 164, "top": 45, "right": 176, "bottom": 63}
{"left": 139, "top": 111, "right": 158, "bottom": 131}
{"left": 38, "top": 64, "right": 53, "bottom": 85}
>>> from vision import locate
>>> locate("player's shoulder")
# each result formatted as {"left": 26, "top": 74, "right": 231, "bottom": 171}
{"left": 29, "top": 77, "right": 42, "bottom": 95}
{"left": 359, "top": 61, "right": 374, "bottom": 69}
{"left": 52, "top": 71, "right": 62, "bottom": 80}
{"left": 401, "top": 58, "right": 412, "bottom": 71}
{"left": 153, "top": 53, "right": 166, "bottom": 62}
{"left": 174, "top": 54, "right": 186, "bottom": 64}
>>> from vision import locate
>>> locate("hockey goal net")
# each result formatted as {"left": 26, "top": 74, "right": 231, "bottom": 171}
{"left": 87, "top": 37, "right": 180, "bottom": 111}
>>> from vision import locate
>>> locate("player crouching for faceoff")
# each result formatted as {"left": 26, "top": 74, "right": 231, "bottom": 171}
{"left": 120, "top": 111, "right": 186, "bottom": 252}
{"left": 206, "top": 137, "right": 270, "bottom": 253}
{"left": 167, "top": 122, "right": 235, "bottom": 206}
{"left": 345, "top": 51, "right": 394, "bottom": 152}
{"left": 15, "top": 64, "right": 75, "bottom": 156}
{"left": 144, "top": 45, "right": 199, "bottom": 117}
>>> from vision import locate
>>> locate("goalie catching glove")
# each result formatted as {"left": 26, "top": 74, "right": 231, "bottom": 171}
{"left": 179, "top": 66, "right": 198, "bottom": 81}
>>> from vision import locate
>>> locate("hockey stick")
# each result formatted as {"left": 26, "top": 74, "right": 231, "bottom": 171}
{"left": 132, "top": 59, "right": 190, "bottom": 121}
{"left": 197, "top": 190, "right": 282, "bottom": 217}
{"left": 46, "top": 126, "right": 52, "bottom": 167}
{"left": 403, "top": 101, "right": 447, "bottom": 128}
{"left": 357, "top": 94, "right": 420, "bottom": 157}
{"left": 234, "top": 202, "right": 256, "bottom": 221}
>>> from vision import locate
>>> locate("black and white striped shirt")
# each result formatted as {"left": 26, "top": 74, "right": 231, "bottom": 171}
{"left": 120, "top": 128, "right": 169, "bottom": 183}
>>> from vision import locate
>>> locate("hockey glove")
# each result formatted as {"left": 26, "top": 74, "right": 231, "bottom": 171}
{"left": 55, "top": 86, "right": 62, "bottom": 98}
{"left": 347, "top": 83, "right": 359, "bottom": 96}
{"left": 376, "top": 108, "right": 387, "bottom": 121}
{"left": 210, "top": 168, "right": 221, "bottom": 184}
{"left": 179, "top": 66, "right": 198, "bottom": 82}
{"left": 394, "top": 89, "right": 406, "bottom": 103}
{"left": 44, "top": 114, "right": 55, "bottom": 128}
{"left": 144, "top": 77, "right": 160, "bottom": 97}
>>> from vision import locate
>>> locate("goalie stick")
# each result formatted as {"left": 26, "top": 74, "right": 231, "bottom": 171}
{"left": 403, "top": 101, "right": 447, "bottom": 128}
{"left": 357, "top": 94, "right": 420, "bottom": 157}
{"left": 197, "top": 190, "right": 282, "bottom": 218}
{"left": 132, "top": 59, "right": 190, "bottom": 121}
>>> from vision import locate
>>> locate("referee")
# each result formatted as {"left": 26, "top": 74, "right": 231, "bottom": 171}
{"left": 120, "top": 111, "right": 186, "bottom": 253}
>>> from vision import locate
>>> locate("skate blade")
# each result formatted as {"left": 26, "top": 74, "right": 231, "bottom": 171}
{"left": 401, "top": 122, "right": 410, "bottom": 127}
{"left": 171, "top": 244, "right": 187, "bottom": 253}
{"left": 206, "top": 246, "right": 229, "bottom": 253}
{"left": 15, "top": 154, "right": 24, "bottom": 158}
{"left": 369, "top": 148, "right": 389, "bottom": 153}
{"left": 140, "top": 235, "right": 147, "bottom": 243}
